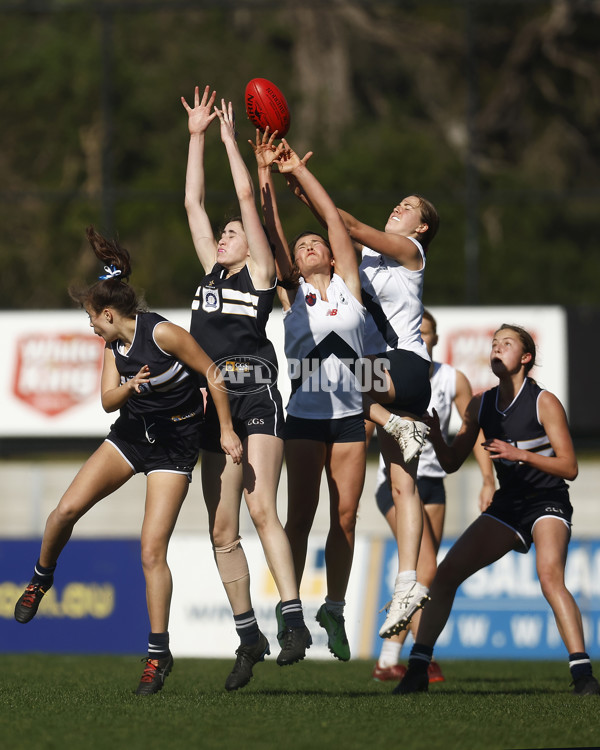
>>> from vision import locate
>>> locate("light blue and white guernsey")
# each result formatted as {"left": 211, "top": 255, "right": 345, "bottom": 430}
{"left": 478, "top": 377, "right": 569, "bottom": 497}
{"left": 110, "top": 312, "right": 201, "bottom": 420}
{"left": 284, "top": 273, "right": 365, "bottom": 419}
{"left": 376, "top": 361, "right": 459, "bottom": 486}
{"left": 359, "top": 238, "right": 430, "bottom": 363}
{"left": 417, "top": 362, "right": 458, "bottom": 479}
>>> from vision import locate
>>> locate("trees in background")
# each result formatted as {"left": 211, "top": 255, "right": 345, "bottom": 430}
{"left": 1, "top": 0, "right": 599, "bottom": 310}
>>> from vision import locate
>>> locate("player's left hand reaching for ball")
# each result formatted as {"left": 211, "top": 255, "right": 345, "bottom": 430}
{"left": 214, "top": 99, "right": 237, "bottom": 144}
{"left": 274, "top": 139, "right": 312, "bottom": 174}
{"left": 250, "top": 127, "right": 280, "bottom": 170}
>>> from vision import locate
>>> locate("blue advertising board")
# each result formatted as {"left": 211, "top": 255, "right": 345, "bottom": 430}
{"left": 1, "top": 540, "right": 147, "bottom": 653}
{"left": 4, "top": 536, "right": 600, "bottom": 659}
{"left": 374, "top": 538, "right": 600, "bottom": 659}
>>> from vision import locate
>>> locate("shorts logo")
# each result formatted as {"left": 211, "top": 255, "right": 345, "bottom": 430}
{"left": 247, "top": 417, "right": 265, "bottom": 425}
{"left": 545, "top": 506, "right": 564, "bottom": 515}
{"left": 202, "top": 288, "right": 220, "bottom": 312}
{"left": 208, "top": 355, "right": 278, "bottom": 395}
{"left": 305, "top": 293, "right": 317, "bottom": 307}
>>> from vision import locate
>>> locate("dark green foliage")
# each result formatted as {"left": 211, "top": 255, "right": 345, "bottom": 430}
{"left": 1, "top": 1, "right": 599, "bottom": 309}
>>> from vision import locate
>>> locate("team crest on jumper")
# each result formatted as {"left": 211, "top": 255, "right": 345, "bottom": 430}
{"left": 202, "top": 287, "right": 220, "bottom": 312}
{"left": 305, "top": 292, "right": 317, "bottom": 307}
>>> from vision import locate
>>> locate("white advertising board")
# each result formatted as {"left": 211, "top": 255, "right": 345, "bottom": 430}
{"left": 167, "top": 533, "right": 372, "bottom": 659}
{"left": 0, "top": 306, "right": 567, "bottom": 437}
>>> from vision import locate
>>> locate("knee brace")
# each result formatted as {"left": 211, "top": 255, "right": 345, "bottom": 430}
{"left": 213, "top": 536, "right": 249, "bottom": 584}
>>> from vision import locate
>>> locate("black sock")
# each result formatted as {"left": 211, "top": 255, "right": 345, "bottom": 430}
{"left": 31, "top": 559, "right": 56, "bottom": 589}
{"left": 148, "top": 631, "right": 170, "bottom": 660}
{"left": 234, "top": 609, "right": 259, "bottom": 646}
{"left": 408, "top": 643, "right": 433, "bottom": 671}
{"left": 281, "top": 599, "right": 304, "bottom": 629}
{"left": 569, "top": 652, "right": 592, "bottom": 681}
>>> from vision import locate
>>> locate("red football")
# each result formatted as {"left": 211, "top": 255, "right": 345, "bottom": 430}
{"left": 245, "top": 78, "right": 291, "bottom": 137}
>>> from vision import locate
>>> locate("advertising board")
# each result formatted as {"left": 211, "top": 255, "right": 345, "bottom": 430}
{"left": 0, "top": 306, "right": 567, "bottom": 437}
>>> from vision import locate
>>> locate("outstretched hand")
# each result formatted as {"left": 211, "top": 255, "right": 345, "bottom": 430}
{"left": 422, "top": 408, "right": 442, "bottom": 443}
{"left": 274, "top": 138, "right": 313, "bottom": 174}
{"left": 249, "top": 127, "right": 281, "bottom": 169}
{"left": 181, "top": 85, "right": 218, "bottom": 135}
{"left": 213, "top": 99, "right": 237, "bottom": 144}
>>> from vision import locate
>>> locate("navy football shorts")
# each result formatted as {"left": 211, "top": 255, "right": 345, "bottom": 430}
{"left": 106, "top": 413, "right": 202, "bottom": 480}
{"left": 200, "top": 385, "right": 285, "bottom": 452}
{"left": 375, "top": 349, "right": 431, "bottom": 416}
{"left": 483, "top": 488, "right": 573, "bottom": 552}
{"left": 284, "top": 414, "right": 366, "bottom": 443}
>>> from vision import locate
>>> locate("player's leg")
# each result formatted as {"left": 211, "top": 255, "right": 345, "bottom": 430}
{"left": 408, "top": 505, "right": 446, "bottom": 681}
{"left": 244, "top": 433, "right": 312, "bottom": 666}
{"left": 316, "top": 438, "right": 366, "bottom": 661}
{"left": 363, "top": 352, "right": 431, "bottom": 463}
{"left": 15, "top": 442, "right": 134, "bottom": 624}
{"left": 533, "top": 517, "right": 599, "bottom": 695}
{"left": 396, "top": 515, "right": 517, "bottom": 694}
{"left": 283, "top": 438, "right": 327, "bottom": 586}
{"left": 202, "top": 449, "right": 270, "bottom": 690}
{"left": 378, "top": 431, "right": 427, "bottom": 638}
{"left": 135, "top": 470, "right": 189, "bottom": 695}
{"left": 424, "top": 501, "right": 446, "bottom": 554}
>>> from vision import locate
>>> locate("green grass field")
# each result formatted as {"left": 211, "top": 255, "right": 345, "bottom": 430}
{"left": 1, "top": 655, "right": 599, "bottom": 750}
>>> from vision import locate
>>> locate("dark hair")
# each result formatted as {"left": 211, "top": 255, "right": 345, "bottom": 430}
{"left": 422, "top": 308, "right": 437, "bottom": 334}
{"left": 495, "top": 324, "right": 537, "bottom": 374}
{"left": 219, "top": 215, "right": 277, "bottom": 256}
{"left": 219, "top": 215, "right": 245, "bottom": 235}
{"left": 278, "top": 231, "right": 333, "bottom": 290}
{"left": 412, "top": 194, "right": 439, "bottom": 248}
{"left": 69, "top": 226, "right": 144, "bottom": 317}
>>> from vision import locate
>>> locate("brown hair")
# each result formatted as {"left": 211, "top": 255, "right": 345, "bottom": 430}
{"left": 422, "top": 308, "right": 437, "bottom": 334}
{"left": 412, "top": 194, "right": 439, "bottom": 248}
{"left": 69, "top": 226, "right": 144, "bottom": 317}
{"left": 279, "top": 231, "right": 332, "bottom": 290}
{"left": 495, "top": 324, "right": 537, "bottom": 374}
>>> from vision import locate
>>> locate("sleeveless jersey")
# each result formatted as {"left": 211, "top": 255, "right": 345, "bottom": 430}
{"left": 359, "top": 237, "right": 429, "bottom": 362}
{"left": 478, "top": 378, "right": 568, "bottom": 497}
{"left": 110, "top": 312, "right": 201, "bottom": 420}
{"left": 283, "top": 273, "right": 365, "bottom": 419}
{"left": 417, "top": 362, "right": 457, "bottom": 479}
{"left": 190, "top": 263, "right": 279, "bottom": 391}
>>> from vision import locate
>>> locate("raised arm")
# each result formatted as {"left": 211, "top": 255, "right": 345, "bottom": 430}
{"left": 181, "top": 85, "right": 219, "bottom": 272}
{"left": 452, "top": 370, "right": 496, "bottom": 510}
{"left": 250, "top": 128, "right": 294, "bottom": 309}
{"left": 214, "top": 100, "right": 275, "bottom": 290}
{"left": 336, "top": 208, "right": 423, "bottom": 268}
{"left": 425, "top": 395, "right": 482, "bottom": 474}
{"left": 275, "top": 139, "right": 361, "bottom": 301}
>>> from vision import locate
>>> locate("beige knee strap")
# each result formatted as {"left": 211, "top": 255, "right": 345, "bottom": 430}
{"left": 213, "top": 536, "right": 249, "bottom": 584}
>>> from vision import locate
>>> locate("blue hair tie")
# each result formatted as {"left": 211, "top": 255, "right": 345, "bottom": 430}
{"left": 99, "top": 265, "right": 122, "bottom": 280}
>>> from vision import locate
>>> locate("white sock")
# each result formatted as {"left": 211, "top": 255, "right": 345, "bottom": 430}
{"left": 395, "top": 570, "right": 417, "bottom": 588}
{"left": 378, "top": 640, "right": 402, "bottom": 668}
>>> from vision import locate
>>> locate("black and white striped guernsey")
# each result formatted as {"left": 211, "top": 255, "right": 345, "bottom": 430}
{"left": 190, "top": 264, "right": 279, "bottom": 389}
{"left": 478, "top": 377, "right": 568, "bottom": 497}
{"left": 110, "top": 312, "right": 201, "bottom": 419}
